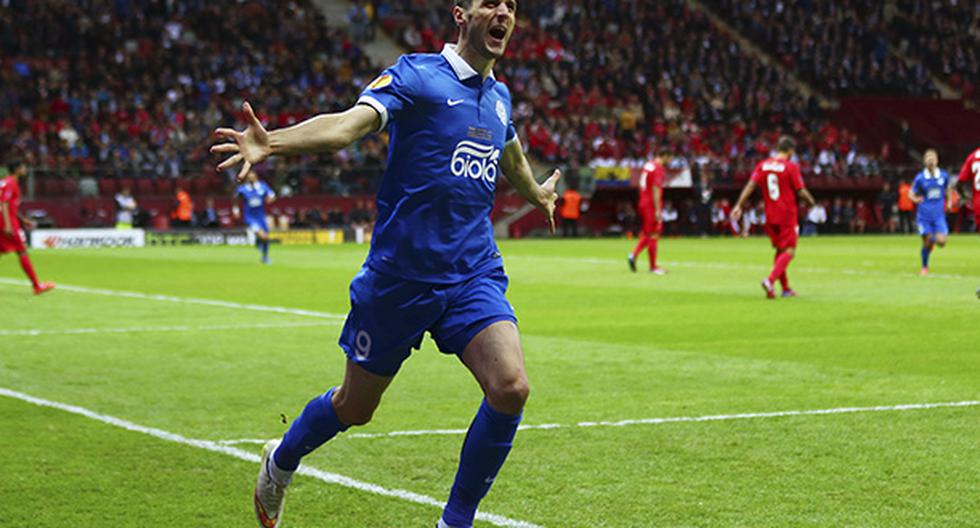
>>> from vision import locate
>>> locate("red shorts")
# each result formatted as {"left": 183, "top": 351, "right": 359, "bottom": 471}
{"left": 765, "top": 223, "right": 798, "bottom": 250}
{"left": 0, "top": 230, "right": 26, "bottom": 253}
{"left": 639, "top": 208, "right": 662, "bottom": 236}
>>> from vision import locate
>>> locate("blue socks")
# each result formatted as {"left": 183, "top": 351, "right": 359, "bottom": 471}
{"left": 259, "top": 240, "right": 270, "bottom": 263}
{"left": 272, "top": 392, "right": 522, "bottom": 527}
{"left": 921, "top": 246, "right": 931, "bottom": 268}
{"left": 273, "top": 388, "right": 348, "bottom": 471}
{"left": 441, "top": 399, "right": 522, "bottom": 528}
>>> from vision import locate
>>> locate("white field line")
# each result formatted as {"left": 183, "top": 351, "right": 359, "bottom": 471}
{"left": 504, "top": 256, "right": 977, "bottom": 281}
{"left": 0, "top": 387, "right": 542, "bottom": 528}
{"left": 216, "top": 400, "right": 980, "bottom": 444}
{"left": 0, "top": 321, "right": 335, "bottom": 337}
{"left": 0, "top": 277, "right": 347, "bottom": 320}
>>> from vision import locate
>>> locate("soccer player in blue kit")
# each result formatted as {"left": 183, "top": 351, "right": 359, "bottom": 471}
{"left": 236, "top": 170, "right": 276, "bottom": 264}
{"left": 211, "top": 1, "right": 560, "bottom": 527}
{"left": 909, "top": 149, "right": 954, "bottom": 276}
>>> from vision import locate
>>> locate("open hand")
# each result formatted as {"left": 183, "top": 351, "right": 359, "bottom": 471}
{"left": 211, "top": 102, "right": 271, "bottom": 182}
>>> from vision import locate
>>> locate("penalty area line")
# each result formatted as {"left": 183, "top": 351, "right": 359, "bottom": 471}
{"left": 0, "top": 387, "right": 542, "bottom": 528}
{"left": 230, "top": 400, "right": 977, "bottom": 441}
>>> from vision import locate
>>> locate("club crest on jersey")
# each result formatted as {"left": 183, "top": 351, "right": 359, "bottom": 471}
{"left": 495, "top": 100, "right": 507, "bottom": 127}
{"left": 366, "top": 74, "right": 393, "bottom": 90}
{"left": 450, "top": 140, "right": 500, "bottom": 188}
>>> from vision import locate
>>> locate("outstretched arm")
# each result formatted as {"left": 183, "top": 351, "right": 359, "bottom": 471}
{"left": 500, "top": 137, "right": 561, "bottom": 234}
{"left": 211, "top": 102, "right": 379, "bottom": 181}
{"left": 730, "top": 180, "right": 757, "bottom": 222}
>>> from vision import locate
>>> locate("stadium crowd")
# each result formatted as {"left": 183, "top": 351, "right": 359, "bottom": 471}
{"left": 0, "top": 0, "right": 385, "bottom": 194}
{"left": 3, "top": 0, "right": 964, "bottom": 236}
{"left": 703, "top": 0, "right": 942, "bottom": 98}
{"left": 884, "top": 0, "right": 979, "bottom": 102}
{"left": 704, "top": 0, "right": 980, "bottom": 104}
{"left": 375, "top": 0, "right": 885, "bottom": 183}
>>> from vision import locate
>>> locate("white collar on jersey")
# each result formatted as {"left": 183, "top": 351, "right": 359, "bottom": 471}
{"left": 441, "top": 43, "right": 495, "bottom": 81}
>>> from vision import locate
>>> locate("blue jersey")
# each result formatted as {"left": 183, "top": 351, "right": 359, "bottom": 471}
{"left": 357, "top": 44, "right": 517, "bottom": 284}
{"left": 237, "top": 181, "right": 275, "bottom": 225}
{"left": 911, "top": 168, "right": 949, "bottom": 220}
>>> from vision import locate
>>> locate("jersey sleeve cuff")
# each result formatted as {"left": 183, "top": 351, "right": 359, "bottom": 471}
{"left": 357, "top": 96, "right": 388, "bottom": 131}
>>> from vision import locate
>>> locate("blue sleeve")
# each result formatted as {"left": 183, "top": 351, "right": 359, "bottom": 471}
{"left": 235, "top": 185, "right": 244, "bottom": 199}
{"left": 500, "top": 85, "right": 517, "bottom": 143}
{"left": 264, "top": 182, "right": 275, "bottom": 198}
{"left": 911, "top": 174, "right": 923, "bottom": 195}
{"left": 357, "top": 55, "right": 421, "bottom": 131}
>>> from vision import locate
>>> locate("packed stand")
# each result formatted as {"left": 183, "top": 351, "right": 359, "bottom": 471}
{"left": 883, "top": 0, "right": 979, "bottom": 102}
{"left": 0, "top": 0, "right": 386, "bottom": 196}
{"left": 374, "top": 0, "right": 883, "bottom": 182}
{"left": 702, "top": 0, "right": 941, "bottom": 98}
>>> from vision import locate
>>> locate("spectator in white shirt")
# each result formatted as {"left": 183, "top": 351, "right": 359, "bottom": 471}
{"left": 803, "top": 201, "right": 828, "bottom": 236}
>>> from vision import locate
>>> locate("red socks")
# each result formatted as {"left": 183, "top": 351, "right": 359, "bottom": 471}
{"left": 632, "top": 235, "right": 649, "bottom": 259}
{"left": 769, "top": 252, "right": 793, "bottom": 286}
{"left": 19, "top": 253, "right": 40, "bottom": 289}
{"left": 632, "top": 236, "right": 659, "bottom": 270}
{"left": 773, "top": 253, "right": 790, "bottom": 290}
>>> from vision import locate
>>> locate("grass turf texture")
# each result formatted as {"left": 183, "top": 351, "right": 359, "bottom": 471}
{"left": 1, "top": 235, "right": 977, "bottom": 527}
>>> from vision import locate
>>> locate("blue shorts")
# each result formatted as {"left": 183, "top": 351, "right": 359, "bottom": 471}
{"left": 246, "top": 218, "right": 269, "bottom": 233}
{"left": 917, "top": 216, "right": 948, "bottom": 236}
{"left": 338, "top": 266, "right": 517, "bottom": 376}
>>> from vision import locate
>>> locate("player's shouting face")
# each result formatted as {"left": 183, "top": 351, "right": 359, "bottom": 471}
{"left": 455, "top": 0, "right": 517, "bottom": 60}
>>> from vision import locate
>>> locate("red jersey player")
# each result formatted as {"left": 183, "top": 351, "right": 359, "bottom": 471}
{"left": 731, "top": 137, "right": 816, "bottom": 299}
{"left": 1, "top": 158, "right": 55, "bottom": 295}
{"left": 628, "top": 151, "right": 670, "bottom": 274}
{"left": 955, "top": 146, "right": 980, "bottom": 234}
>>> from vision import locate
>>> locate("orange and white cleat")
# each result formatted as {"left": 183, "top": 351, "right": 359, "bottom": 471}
{"left": 254, "top": 440, "right": 290, "bottom": 528}
{"left": 919, "top": 267, "right": 929, "bottom": 277}
{"left": 33, "top": 282, "right": 55, "bottom": 295}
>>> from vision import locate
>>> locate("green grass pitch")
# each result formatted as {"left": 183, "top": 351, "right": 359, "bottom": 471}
{"left": 1, "top": 235, "right": 977, "bottom": 527}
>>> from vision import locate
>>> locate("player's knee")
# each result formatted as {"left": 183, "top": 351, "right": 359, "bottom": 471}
{"left": 331, "top": 392, "right": 378, "bottom": 427}
{"left": 334, "top": 402, "right": 375, "bottom": 427}
{"left": 486, "top": 376, "right": 530, "bottom": 415}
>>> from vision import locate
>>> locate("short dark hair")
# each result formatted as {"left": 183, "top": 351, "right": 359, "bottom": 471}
{"left": 454, "top": 0, "right": 472, "bottom": 7}
{"left": 6, "top": 158, "right": 24, "bottom": 174}
{"left": 776, "top": 136, "right": 796, "bottom": 153}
